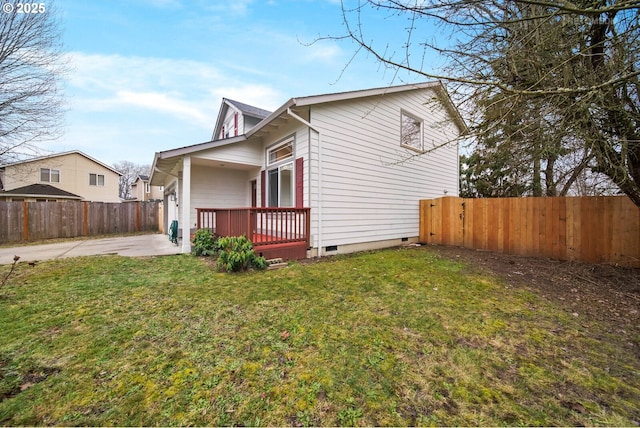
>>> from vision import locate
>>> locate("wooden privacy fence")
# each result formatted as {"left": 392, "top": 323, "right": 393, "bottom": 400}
{"left": 419, "top": 196, "right": 640, "bottom": 268}
{"left": 0, "top": 201, "right": 161, "bottom": 244}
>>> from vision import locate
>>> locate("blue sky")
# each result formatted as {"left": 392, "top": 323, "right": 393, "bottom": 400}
{"left": 46, "top": 0, "right": 435, "bottom": 167}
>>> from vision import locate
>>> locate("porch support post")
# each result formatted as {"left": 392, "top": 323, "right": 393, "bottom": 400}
{"left": 181, "top": 155, "right": 192, "bottom": 253}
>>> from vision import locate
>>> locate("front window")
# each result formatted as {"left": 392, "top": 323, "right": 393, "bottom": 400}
{"left": 401, "top": 110, "right": 424, "bottom": 152}
{"left": 40, "top": 168, "right": 60, "bottom": 183}
{"left": 267, "top": 139, "right": 294, "bottom": 207}
{"left": 89, "top": 173, "right": 105, "bottom": 186}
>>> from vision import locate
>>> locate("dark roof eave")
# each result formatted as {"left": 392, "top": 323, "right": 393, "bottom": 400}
{"left": 1, "top": 193, "right": 82, "bottom": 200}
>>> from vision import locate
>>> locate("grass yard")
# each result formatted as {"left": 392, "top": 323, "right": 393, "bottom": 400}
{"left": 0, "top": 247, "right": 638, "bottom": 426}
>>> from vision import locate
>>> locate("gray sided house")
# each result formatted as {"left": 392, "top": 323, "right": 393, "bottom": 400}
{"left": 150, "top": 82, "right": 466, "bottom": 259}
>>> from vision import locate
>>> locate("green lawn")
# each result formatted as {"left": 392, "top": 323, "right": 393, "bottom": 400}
{"left": 0, "top": 248, "right": 638, "bottom": 426}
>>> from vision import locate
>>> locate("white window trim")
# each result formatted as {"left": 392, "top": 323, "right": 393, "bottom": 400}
{"left": 40, "top": 168, "right": 60, "bottom": 183}
{"left": 267, "top": 138, "right": 294, "bottom": 166}
{"left": 266, "top": 136, "right": 295, "bottom": 207}
{"left": 89, "top": 173, "right": 105, "bottom": 186}
{"left": 400, "top": 109, "right": 425, "bottom": 153}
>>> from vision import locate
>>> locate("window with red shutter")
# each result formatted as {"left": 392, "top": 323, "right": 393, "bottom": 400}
{"left": 234, "top": 112, "right": 239, "bottom": 136}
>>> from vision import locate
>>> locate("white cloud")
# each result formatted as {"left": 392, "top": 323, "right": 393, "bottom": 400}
{"left": 53, "top": 52, "right": 289, "bottom": 164}
{"left": 66, "top": 52, "right": 285, "bottom": 127}
{"left": 115, "top": 91, "right": 212, "bottom": 126}
{"left": 301, "top": 42, "right": 343, "bottom": 63}
{"left": 66, "top": 52, "right": 223, "bottom": 95}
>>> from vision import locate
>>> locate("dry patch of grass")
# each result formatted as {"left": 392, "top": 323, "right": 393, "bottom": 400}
{"left": 0, "top": 248, "right": 638, "bottom": 426}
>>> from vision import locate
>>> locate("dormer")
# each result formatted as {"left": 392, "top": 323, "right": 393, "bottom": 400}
{"left": 211, "top": 98, "right": 272, "bottom": 141}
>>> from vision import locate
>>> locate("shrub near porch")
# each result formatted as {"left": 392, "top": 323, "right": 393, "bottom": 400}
{"left": 0, "top": 248, "right": 638, "bottom": 426}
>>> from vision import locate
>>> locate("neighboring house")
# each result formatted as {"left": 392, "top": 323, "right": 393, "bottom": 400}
{"left": 130, "top": 175, "right": 163, "bottom": 202}
{"left": 150, "top": 81, "right": 466, "bottom": 258}
{"left": 0, "top": 151, "right": 122, "bottom": 203}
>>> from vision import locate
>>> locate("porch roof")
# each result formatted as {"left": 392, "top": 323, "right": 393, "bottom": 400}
{"left": 1, "top": 183, "right": 83, "bottom": 200}
{"left": 150, "top": 135, "right": 248, "bottom": 186}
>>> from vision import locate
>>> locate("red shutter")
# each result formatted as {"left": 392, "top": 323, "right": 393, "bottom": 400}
{"left": 295, "top": 157, "right": 304, "bottom": 208}
{"left": 234, "top": 113, "right": 239, "bottom": 136}
{"left": 261, "top": 170, "right": 266, "bottom": 207}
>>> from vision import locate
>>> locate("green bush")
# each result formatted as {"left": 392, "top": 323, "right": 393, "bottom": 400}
{"left": 217, "top": 236, "right": 267, "bottom": 272}
{"left": 192, "top": 229, "right": 219, "bottom": 257}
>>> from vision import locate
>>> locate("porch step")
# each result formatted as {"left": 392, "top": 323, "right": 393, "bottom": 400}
{"left": 266, "top": 258, "right": 288, "bottom": 270}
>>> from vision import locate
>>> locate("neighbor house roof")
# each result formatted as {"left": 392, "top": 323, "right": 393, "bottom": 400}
{"left": 151, "top": 81, "right": 467, "bottom": 186}
{"left": 0, "top": 150, "right": 123, "bottom": 176}
{"left": 0, "top": 183, "right": 83, "bottom": 200}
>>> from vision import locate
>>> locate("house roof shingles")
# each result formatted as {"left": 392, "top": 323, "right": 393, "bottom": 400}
{"left": 224, "top": 99, "right": 272, "bottom": 119}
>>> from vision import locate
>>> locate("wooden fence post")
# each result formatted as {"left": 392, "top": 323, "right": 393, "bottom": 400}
{"left": 83, "top": 201, "right": 88, "bottom": 236}
{"left": 23, "top": 201, "right": 28, "bottom": 241}
{"left": 135, "top": 202, "right": 141, "bottom": 232}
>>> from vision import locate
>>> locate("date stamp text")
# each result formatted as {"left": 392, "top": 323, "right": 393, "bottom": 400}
{"left": 2, "top": 2, "right": 46, "bottom": 14}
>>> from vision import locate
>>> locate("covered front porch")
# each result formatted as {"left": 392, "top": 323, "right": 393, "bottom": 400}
{"left": 196, "top": 207, "right": 311, "bottom": 260}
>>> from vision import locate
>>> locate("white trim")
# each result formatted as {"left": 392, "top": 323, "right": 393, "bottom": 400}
{"left": 181, "top": 156, "right": 192, "bottom": 253}
{"left": 89, "top": 173, "right": 105, "bottom": 186}
{"left": 400, "top": 109, "right": 425, "bottom": 153}
{"left": 267, "top": 138, "right": 294, "bottom": 166}
{"left": 286, "top": 108, "right": 323, "bottom": 257}
{"left": 40, "top": 168, "right": 61, "bottom": 183}
{"left": 265, "top": 135, "right": 296, "bottom": 208}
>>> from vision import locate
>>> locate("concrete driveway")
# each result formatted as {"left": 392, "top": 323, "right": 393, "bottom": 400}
{"left": 0, "top": 234, "right": 181, "bottom": 265}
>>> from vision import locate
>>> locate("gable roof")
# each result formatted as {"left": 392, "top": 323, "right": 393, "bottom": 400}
{"left": 0, "top": 183, "right": 82, "bottom": 200}
{"left": 211, "top": 98, "right": 273, "bottom": 141}
{"left": 151, "top": 81, "right": 467, "bottom": 185}
{"left": 247, "top": 81, "right": 468, "bottom": 139}
{"left": 0, "top": 150, "right": 123, "bottom": 176}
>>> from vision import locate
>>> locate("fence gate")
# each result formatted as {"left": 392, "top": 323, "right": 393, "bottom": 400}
{"left": 419, "top": 197, "right": 464, "bottom": 247}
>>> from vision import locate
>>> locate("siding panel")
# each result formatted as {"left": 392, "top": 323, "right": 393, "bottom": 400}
{"left": 312, "top": 87, "right": 460, "bottom": 248}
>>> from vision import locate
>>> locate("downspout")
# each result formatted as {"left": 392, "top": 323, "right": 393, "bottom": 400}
{"left": 287, "top": 107, "right": 323, "bottom": 258}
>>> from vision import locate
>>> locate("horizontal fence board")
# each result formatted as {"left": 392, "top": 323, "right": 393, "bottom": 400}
{"left": 419, "top": 196, "right": 640, "bottom": 268}
{"left": 0, "top": 201, "right": 161, "bottom": 244}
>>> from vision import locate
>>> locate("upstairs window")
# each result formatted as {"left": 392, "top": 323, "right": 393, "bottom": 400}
{"left": 400, "top": 110, "right": 424, "bottom": 152}
{"left": 89, "top": 173, "right": 105, "bottom": 186}
{"left": 40, "top": 168, "right": 60, "bottom": 183}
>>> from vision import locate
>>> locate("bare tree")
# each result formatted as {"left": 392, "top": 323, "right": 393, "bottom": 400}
{"left": 113, "top": 161, "right": 150, "bottom": 200}
{"left": 0, "top": 0, "right": 67, "bottom": 164}
{"left": 327, "top": 0, "right": 640, "bottom": 205}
